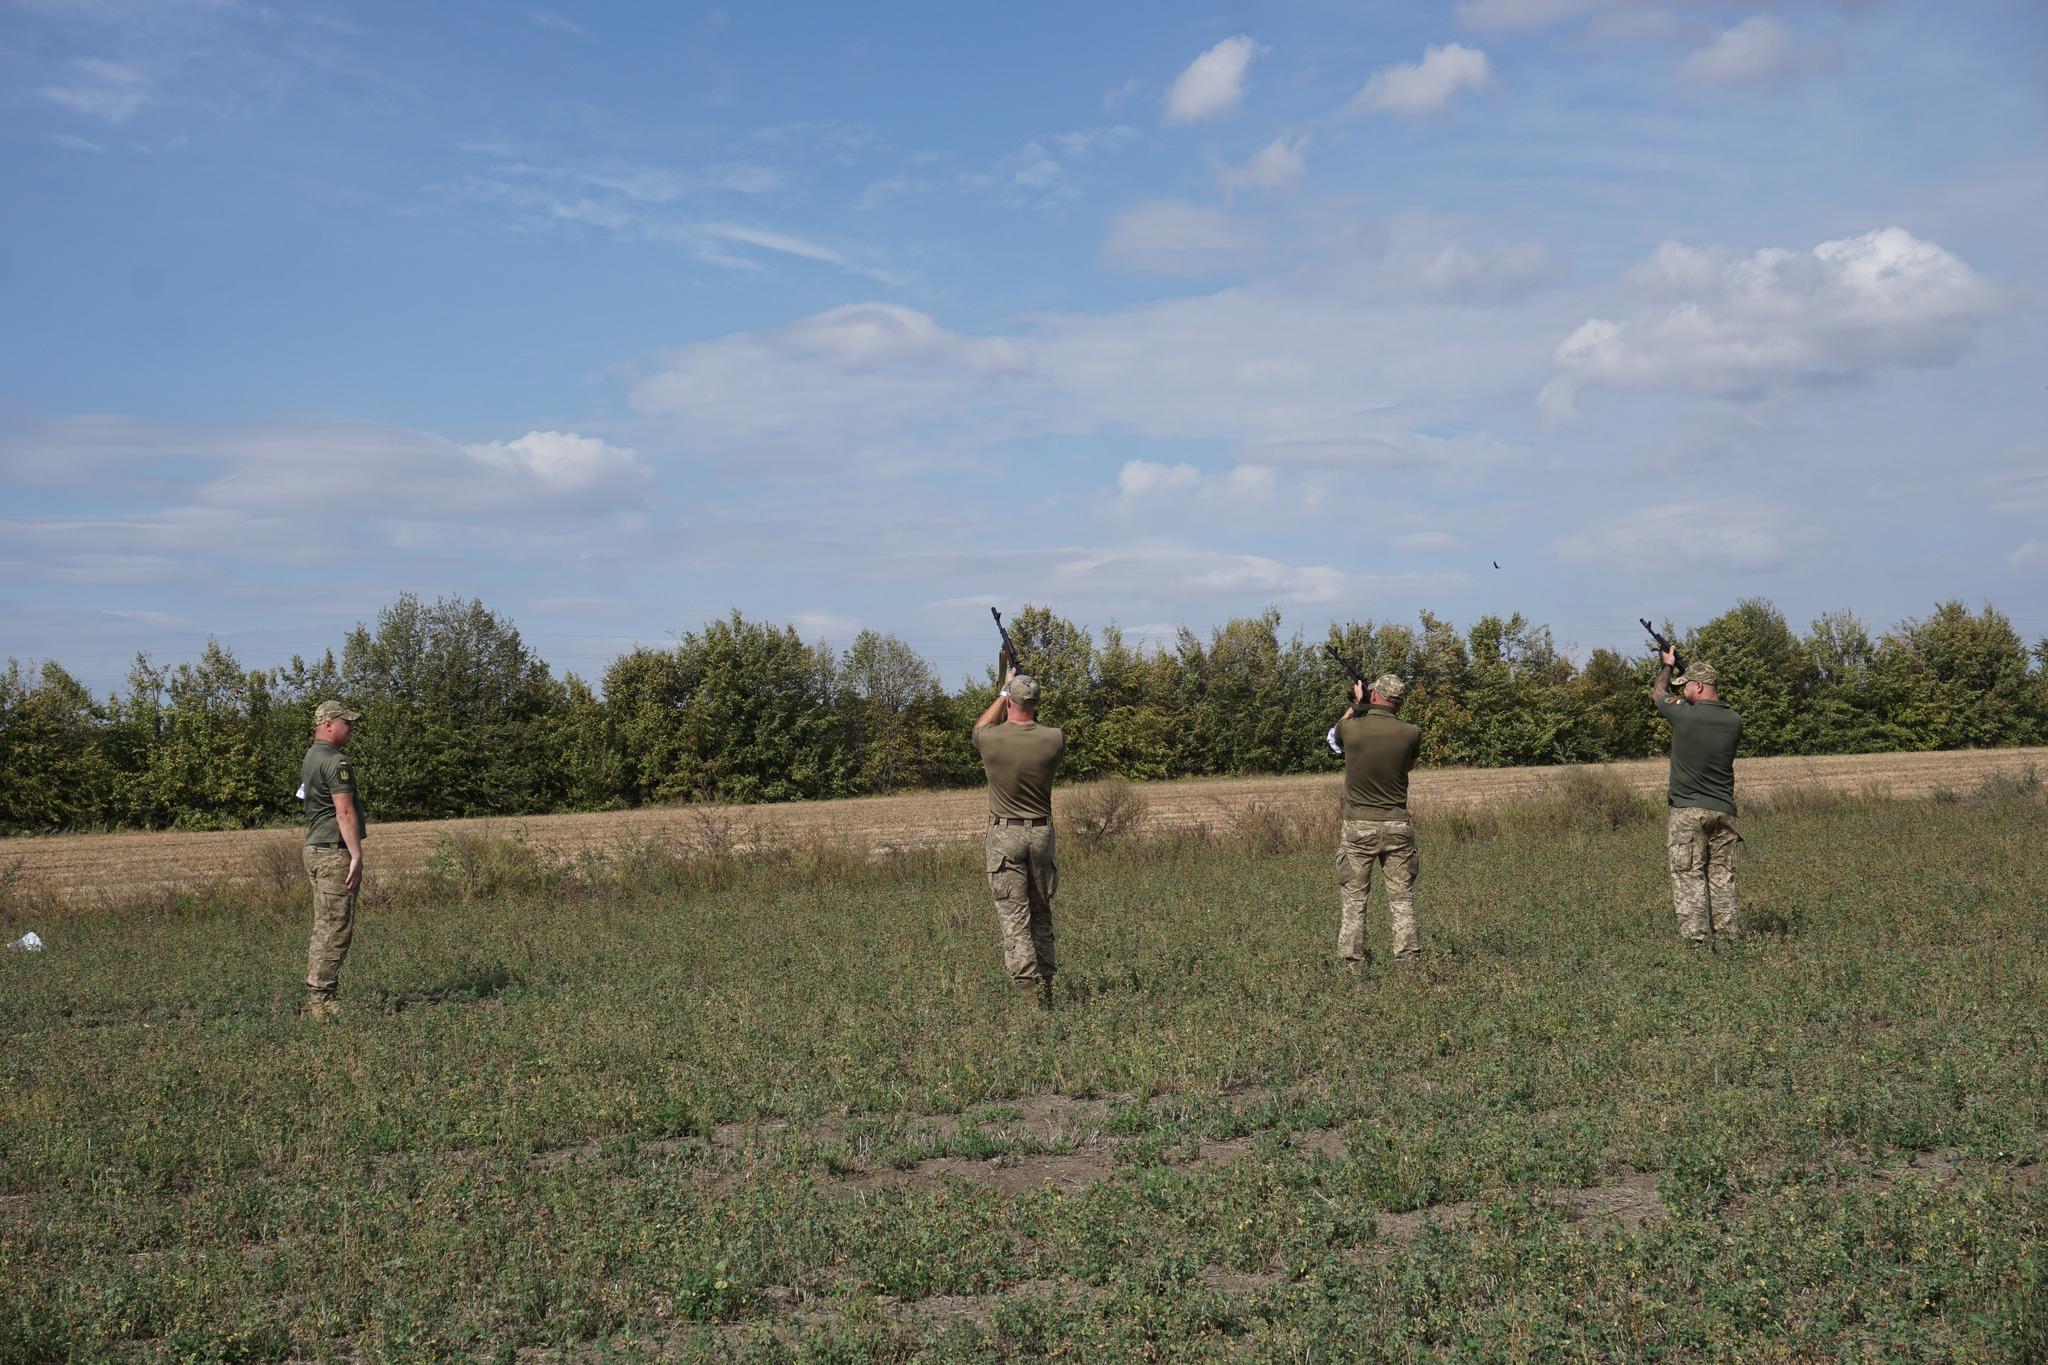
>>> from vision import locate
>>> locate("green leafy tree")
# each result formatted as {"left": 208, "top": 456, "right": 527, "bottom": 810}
{"left": 1570, "top": 648, "right": 1659, "bottom": 761}
{"left": 839, "top": 630, "right": 954, "bottom": 793}
{"left": 140, "top": 640, "right": 270, "bottom": 831}
{"left": 605, "top": 612, "right": 851, "bottom": 804}
{"left": 0, "top": 660, "right": 120, "bottom": 833}
{"left": 1685, "top": 598, "right": 1811, "bottom": 756}
{"left": 1879, "top": 602, "right": 2039, "bottom": 749}
{"left": 341, "top": 594, "right": 564, "bottom": 819}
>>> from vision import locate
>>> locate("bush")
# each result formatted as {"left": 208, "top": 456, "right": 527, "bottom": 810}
{"left": 1064, "top": 778, "right": 1149, "bottom": 847}
{"left": 421, "top": 831, "right": 553, "bottom": 903}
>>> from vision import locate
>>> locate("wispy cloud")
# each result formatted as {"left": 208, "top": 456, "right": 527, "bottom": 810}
{"left": 527, "top": 8, "right": 591, "bottom": 40}
{"left": 40, "top": 58, "right": 153, "bottom": 125}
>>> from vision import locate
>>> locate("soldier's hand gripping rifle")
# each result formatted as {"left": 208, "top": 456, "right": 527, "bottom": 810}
{"left": 991, "top": 607, "right": 1023, "bottom": 679}
{"left": 1639, "top": 618, "right": 1687, "bottom": 675}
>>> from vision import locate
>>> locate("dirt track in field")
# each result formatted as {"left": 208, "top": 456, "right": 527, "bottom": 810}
{"left": 3, "top": 747, "right": 2042, "bottom": 902}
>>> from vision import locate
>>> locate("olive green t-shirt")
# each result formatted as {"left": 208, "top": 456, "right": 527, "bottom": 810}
{"left": 301, "top": 740, "right": 366, "bottom": 846}
{"left": 1656, "top": 697, "right": 1742, "bottom": 816}
{"left": 1335, "top": 705, "right": 1422, "bottom": 819}
{"left": 973, "top": 721, "right": 1065, "bottom": 821}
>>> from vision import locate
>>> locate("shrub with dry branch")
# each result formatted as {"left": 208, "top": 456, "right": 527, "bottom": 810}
{"left": 1065, "top": 779, "right": 1149, "bottom": 847}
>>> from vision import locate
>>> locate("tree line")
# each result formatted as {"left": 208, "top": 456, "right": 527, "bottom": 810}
{"left": 2, "top": 593, "right": 2043, "bottom": 834}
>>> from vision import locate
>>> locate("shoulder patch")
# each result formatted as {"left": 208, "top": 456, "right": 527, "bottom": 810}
{"left": 334, "top": 761, "right": 353, "bottom": 786}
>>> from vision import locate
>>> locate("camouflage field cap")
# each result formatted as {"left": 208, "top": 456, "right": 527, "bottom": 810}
{"left": 1674, "top": 662, "right": 1718, "bottom": 687}
{"left": 1006, "top": 674, "right": 1041, "bottom": 703}
{"left": 1371, "top": 673, "right": 1407, "bottom": 701}
{"left": 313, "top": 699, "right": 362, "bottom": 726}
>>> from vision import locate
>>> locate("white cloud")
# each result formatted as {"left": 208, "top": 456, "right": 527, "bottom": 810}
{"left": 1422, "top": 241, "right": 1559, "bottom": 304}
{"left": 1214, "top": 136, "right": 1308, "bottom": 193}
{"left": 1109, "top": 461, "right": 1283, "bottom": 516}
{"left": 626, "top": 240, "right": 1556, "bottom": 482}
{"left": 1164, "top": 35, "right": 1259, "bottom": 125}
{"left": 1679, "top": 17, "right": 1803, "bottom": 84}
{"left": 1349, "top": 44, "right": 1491, "bottom": 117}
{"left": 1100, "top": 200, "right": 1261, "bottom": 276}
{"left": 2010, "top": 539, "right": 2048, "bottom": 571}
{"left": 1103, "top": 77, "right": 1141, "bottom": 113}
{"left": 40, "top": 59, "right": 153, "bottom": 125}
{"left": 54, "top": 134, "right": 108, "bottom": 153}
{"left": 461, "top": 431, "right": 644, "bottom": 494}
{"left": 1554, "top": 502, "right": 1817, "bottom": 573}
{"left": 1394, "top": 531, "right": 1463, "bottom": 553}
{"left": 0, "top": 419, "right": 652, "bottom": 578}
{"left": 1117, "top": 460, "right": 1202, "bottom": 499}
{"left": 1546, "top": 227, "right": 2012, "bottom": 414}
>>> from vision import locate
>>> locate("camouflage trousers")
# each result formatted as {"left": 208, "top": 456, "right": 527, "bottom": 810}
{"left": 1337, "top": 819, "right": 1421, "bottom": 962}
{"left": 986, "top": 821, "right": 1057, "bottom": 985}
{"left": 303, "top": 844, "right": 359, "bottom": 997}
{"left": 1667, "top": 807, "right": 1738, "bottom": 942}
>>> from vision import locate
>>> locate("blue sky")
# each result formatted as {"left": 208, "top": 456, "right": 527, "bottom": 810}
{"left": 3, "top": 0, "right": 2044, "bottom": 692}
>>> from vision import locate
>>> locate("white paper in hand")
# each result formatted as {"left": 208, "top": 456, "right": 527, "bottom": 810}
{"left": 295, "top": 784, "right": 306, "bottom": 800}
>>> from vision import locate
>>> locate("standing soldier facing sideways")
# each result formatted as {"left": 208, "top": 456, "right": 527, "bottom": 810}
{"left": 299, "top": 699, "right": 366, "bottom": 1019}
{"left": 1329, "top": 673, "right": 1423, "bottom": 971}
{"left": 972, "top": 668, "right": 1065, "bottom": 1009}
{"left": 1653, "top": 647, "right": 1743, "bottom": 945}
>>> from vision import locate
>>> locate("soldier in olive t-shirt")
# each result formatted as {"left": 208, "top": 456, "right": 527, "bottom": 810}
{"left": 972, "top": 671, "right": 1065, "bottom": 1006}
{"left": 298, "top": 699, "right": 366, "bottom": 1017}
{"left": 1653, "top": 653, "right": 1743, "bottom": 944}
{"left": 1329, "top": 673, "right": 1425, "bottom": 967}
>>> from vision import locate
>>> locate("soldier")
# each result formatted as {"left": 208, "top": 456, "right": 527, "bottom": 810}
{"left": 299, "top": 699, "right": 365, "bottom": 1018}
{"left": 971, "top": 668, "right": 1065, "bottom": 1008}
{"left": 1329, "top": 673, "right": 1423, "bottom": 971}
{"left": 1652, "top": 648, "right": 1743, "bottom": 944}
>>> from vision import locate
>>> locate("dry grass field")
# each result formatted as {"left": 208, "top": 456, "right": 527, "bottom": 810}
{"left": 1, "top": 746, "right": 2042, "bottom": 904}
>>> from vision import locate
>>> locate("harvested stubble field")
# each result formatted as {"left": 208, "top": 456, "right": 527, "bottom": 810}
{"left": 1, "top": 766, "right": 2045, "bottom": 1361}
{"left": 5, "top": 746, "right": 2046, "bottom": 903}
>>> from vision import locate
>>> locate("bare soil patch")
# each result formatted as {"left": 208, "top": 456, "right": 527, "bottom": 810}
{"left": 7, "top": 747, "right": 2042, "bottom": 903}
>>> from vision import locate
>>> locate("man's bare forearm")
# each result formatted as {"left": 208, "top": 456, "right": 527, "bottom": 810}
{"left": 974, "top": 692, "right": 1008, "bottom": 729}
{"left": 1651, "top": 664, "right": 1673, "bottom": 704}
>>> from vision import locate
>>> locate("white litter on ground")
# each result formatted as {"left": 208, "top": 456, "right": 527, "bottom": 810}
{"left": 6, "top": 932, "right": 46, "bottom": 952}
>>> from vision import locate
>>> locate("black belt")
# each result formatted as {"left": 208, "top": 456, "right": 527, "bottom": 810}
{"left": 992, "top": 816, "right": 1049, "bottom": 827}
{"left": 307, "top": 841, "right": 340, "bottom": 849}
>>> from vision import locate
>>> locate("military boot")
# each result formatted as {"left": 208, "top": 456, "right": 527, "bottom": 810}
{"left": 1015, "top": 978, "right": 1053, "bottom": 1011}
{"left": 300, "top": 994, "right": 341, "bottom": 1021}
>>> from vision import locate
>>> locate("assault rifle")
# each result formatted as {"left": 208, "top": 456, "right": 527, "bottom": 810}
{"left": 1639, "top": 618, "right": 1687, "bottom": 675}
{"left": 1323, "top": 643, "right": 1367, "bottom": 693}
{"left": 991, "top": 607, "right": 1023, "bottom": 676}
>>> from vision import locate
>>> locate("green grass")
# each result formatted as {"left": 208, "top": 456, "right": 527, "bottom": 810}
{"left": 2, "top": 788, "right": 2045, "bottom": 1361}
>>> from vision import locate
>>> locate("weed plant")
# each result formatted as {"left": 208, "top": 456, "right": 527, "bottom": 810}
{"left": 0, "top": 779, "right": 2044, "bottom": 1360}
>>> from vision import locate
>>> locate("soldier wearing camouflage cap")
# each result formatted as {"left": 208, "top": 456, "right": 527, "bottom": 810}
{"left": 298, "top": 699, "right": 366, "bottom": 1018}
{"left": 1653, "top": 650, "right": 1743, "bottom": 945}
{"left": 1328, "top": 672, "right": 1424, "bottom": 970}
{"left": 971, "top": 668, "right": 1065, "bottom": 1008}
